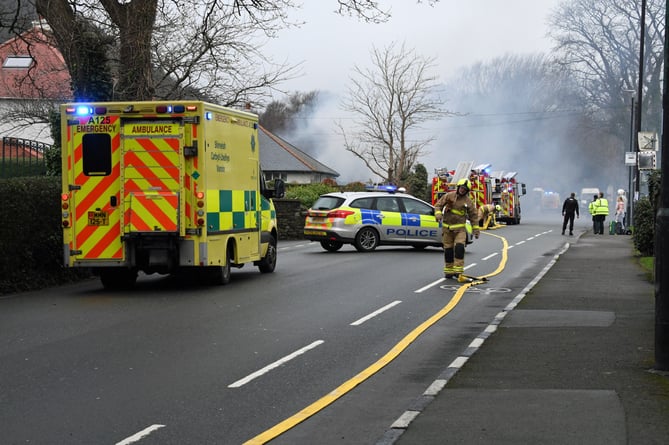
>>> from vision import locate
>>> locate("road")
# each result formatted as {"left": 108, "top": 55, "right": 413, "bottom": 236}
{"left": 0, "top": 213, "right": 572, "bottom": 444}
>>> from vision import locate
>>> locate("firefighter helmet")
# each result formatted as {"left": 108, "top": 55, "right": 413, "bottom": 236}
{"left": 456, "top": 178, "right": 471, "bottom": 191}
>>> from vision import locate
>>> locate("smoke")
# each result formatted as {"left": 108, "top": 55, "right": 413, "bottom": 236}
{"left": 274, "top": 53, "right": 629, "bottom": 200}
{"left": 274, "top": 90, "right": 383, "bottom": 184}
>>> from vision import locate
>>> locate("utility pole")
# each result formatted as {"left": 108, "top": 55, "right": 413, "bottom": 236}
{"left": 635, "top": 0, "right": 647, "bottom": 196}
{"left": 655, "top": 0, "right": 669, "bottom": 371}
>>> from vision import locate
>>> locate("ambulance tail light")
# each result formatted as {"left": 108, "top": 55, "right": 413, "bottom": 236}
{"left": 195, "top": 192, "right": 205, "bottom": 226}
{"left": 61, "top": 193, "right": 70, "bottom": 227}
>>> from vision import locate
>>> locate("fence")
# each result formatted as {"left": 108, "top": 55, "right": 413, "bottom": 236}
{"left": 0, "top": 136, "right": 51, "bottom": 178}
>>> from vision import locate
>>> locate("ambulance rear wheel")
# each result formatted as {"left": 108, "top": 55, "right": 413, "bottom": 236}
{"left": 258, "top": 235, "right": 277, "bottom": 273}
{"left": 320, "top": 240, "right": 343, "bottom": 252}
{"left": 100, "top": 269, "right": 137, "bottom": 290}
{"left": 354, "top": 227, "right": 379, "bottom": 252}
{"left": 210, "top": 245, "right": 232, "bottom": 285}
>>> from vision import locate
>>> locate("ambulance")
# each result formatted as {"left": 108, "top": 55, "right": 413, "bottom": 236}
{"left": 60, "top": 101, "right": 282, "bottom": 289}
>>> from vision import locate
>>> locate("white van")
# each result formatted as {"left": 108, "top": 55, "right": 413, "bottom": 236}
{"left": 580, "top": 187, "right": 601, "bottom": 206}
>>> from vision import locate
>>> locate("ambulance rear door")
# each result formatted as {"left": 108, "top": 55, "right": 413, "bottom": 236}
{"left": 66, "top": 113, "right": 124, "bottom": 263}
{"left": 120, "top": 118, "right": 182, "bottom": 235}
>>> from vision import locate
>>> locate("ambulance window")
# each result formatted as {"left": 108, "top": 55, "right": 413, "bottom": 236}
{"left": 82, "top": 133, "right": 112, "bottom": 176}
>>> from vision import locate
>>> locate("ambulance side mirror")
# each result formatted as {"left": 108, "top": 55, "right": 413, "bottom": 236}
{"left": 274, "top": 179, "right": 285, "bottom": 199}
{"left": 262, "top": 178, "right": 285, "bottom": 200}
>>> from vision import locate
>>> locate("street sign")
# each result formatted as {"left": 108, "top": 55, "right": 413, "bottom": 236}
{"left": 625, "top": 152, "right": 637, "bottom": 166}
{"left": 638, "top": 131, "right": 658, "bottom": 150}
{"left": 638, "top": 151, "right": 657, "bottom": 170}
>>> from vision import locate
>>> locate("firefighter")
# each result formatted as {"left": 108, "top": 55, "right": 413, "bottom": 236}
{"left": 478, "top": 203, "right": 501, "bottom": 229}
{"left": 434, "top": 178, "right": 480, "bottom": 280}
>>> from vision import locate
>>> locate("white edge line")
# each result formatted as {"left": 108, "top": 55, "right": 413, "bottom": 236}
{"left": 351, "top": 300, "right": 402, "bottom": 326}
{"left": 390, "top": 410, "right": 420, "bottom": 429}
{"left": 228, "top": 340, "right": 324, "bottom": 388}
{"left": 115, "top": 424, "right": 166, "bottom": 445}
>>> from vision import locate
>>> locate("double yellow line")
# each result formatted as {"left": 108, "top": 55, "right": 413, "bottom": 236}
{"left": 244, "top": 232, "right": 508, "bottom": 444}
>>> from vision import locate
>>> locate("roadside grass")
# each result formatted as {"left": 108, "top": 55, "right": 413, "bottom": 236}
{"left": 638, "top": 256, "right": 655, "bottom": 282}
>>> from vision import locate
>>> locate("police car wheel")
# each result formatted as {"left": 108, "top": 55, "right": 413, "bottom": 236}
{"left": 320, "top": 240, "right": 343, "bottom": 252}
{"left": 354, "top": 227, "right": 379, "bottom": 252}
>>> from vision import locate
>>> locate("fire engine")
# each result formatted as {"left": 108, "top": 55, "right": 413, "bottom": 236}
{"left": 60, "top": 101, "right": 282, "bottom": 289}
{"left": 491, "top": 171, "right": 526, "bottom": 225}
{"left": 431, "top": 161, "right": 526, "bottom": 226}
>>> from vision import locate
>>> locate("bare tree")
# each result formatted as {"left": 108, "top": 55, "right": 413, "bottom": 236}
{"left": 444, "top": 53, "right": 621, "bottom": 195}
{"left": 335, "top": 0, "right": 440, "bottom": 23}
{"left": 547, "top": 0, "right": 664, "bottom": 141}
{"left": 34, "top": 0, "right": 297, "bottom": 103}
{"left": 337, "top": 42, "right": 449, "bottom": 184}
{"left": 29, "top": 0, "right": 440, "bottom": 104}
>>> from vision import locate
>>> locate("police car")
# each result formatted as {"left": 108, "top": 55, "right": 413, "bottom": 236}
{"left": 304, "top": 186, "right": 472, "bottom": 252}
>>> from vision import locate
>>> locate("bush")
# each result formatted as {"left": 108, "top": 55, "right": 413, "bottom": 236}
{"left": 0, "top": 176, "right": 90, "bottom": 295}
{"left": 284, "top": 182, "right": 339, "bottom": 208}
{"left": 632, "top": 170, "right": 661, "bottom": 257}
{"left": 633, "top": 196, "right": 655, "bottom": 256}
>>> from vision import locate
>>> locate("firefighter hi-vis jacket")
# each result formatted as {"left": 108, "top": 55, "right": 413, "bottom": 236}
{"left": 434, "top": 191, "right": 480, "bottom": 232}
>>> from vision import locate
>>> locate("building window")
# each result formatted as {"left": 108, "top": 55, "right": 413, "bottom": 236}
{"left": 267, "top": 172, "right": 287, "bottom": 181}
{"left": 3, "top": 56, "right": 34, "bottom": 68}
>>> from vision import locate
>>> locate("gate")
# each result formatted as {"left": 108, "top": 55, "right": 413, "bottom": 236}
{"left": 0, "top": 136, "right": 50, "bottom": 178}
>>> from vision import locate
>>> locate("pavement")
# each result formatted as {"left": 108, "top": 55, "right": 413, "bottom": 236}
{"left": 376, "top": 231, "right": 669, "bottom": 445}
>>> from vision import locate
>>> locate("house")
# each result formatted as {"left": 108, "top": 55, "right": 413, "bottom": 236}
{"left": 259, "top": 125, "right": 339, "bottom": 184}
{"left": 0, "top": 20, "right": 70, "bottom": 145}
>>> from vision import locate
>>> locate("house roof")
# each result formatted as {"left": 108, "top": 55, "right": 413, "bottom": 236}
{"left": 0, "top": 22, "right": 72, "bottom": 99}
{"left": 258, "top": 125, "right": 339, "bottom": 178}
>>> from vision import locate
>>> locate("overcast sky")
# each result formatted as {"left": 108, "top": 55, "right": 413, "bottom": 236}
{"left": 262, "top": 0, "right": 564, "bottom": 183}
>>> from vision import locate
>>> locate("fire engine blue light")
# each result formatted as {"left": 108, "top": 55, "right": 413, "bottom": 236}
{"left": 205, "top": 112, "right": 213, "bottom": 120}
{"left": 76, "top": 106, "right": 92, "bottom": 116}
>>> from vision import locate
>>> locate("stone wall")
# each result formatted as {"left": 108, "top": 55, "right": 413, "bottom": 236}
{"left": 273, "top": 199, "right": 306, "bottom": 240}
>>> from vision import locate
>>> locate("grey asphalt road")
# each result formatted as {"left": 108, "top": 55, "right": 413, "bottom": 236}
{"left": 0, "top": 214, "right": 570, "bottom": 444}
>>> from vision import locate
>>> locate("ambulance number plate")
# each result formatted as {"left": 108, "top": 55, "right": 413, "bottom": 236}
{"left": 88, "top": 211, "right": 109, "bottom": 226}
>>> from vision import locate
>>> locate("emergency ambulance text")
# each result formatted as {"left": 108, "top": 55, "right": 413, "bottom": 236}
{"left": 77, "top": 124, "right": 115, "bottom": 133}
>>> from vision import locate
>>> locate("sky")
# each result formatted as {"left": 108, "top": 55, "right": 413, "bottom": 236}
{"left": 262, "top": 0, "right": 565, "bottom": 184}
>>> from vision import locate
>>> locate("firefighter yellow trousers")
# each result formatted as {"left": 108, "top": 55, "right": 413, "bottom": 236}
{"left": 442, "top": 229, "right": 467, "bottom": 275}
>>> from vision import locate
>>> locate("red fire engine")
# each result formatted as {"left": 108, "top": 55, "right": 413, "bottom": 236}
{"left": 431, "top": 162, "right": 526, "bottom": 226}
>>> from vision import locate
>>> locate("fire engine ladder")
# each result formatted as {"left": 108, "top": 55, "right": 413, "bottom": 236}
{"left": 452, "top": 161, "right": 474, "bottom": 183}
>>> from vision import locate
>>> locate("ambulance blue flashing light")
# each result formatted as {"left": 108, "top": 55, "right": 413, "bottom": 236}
{"left": 76, "top": 106, "right": 92, "bottom": 116}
